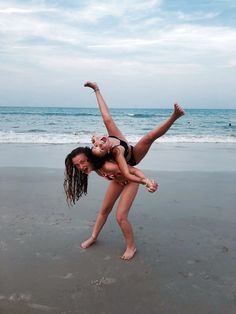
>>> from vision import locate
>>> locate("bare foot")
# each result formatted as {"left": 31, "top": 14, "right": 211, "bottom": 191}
{"left": 80, "top": 236, "right": 96, "bottom": 249}
{"left": 121, "top": 247, "right": 137, "bottom": 261}
{"left": 173, "top": 103, "right": 185, "bottom": 119}
{"left": 84, "top": 81, "right": 99, "bottom": 91}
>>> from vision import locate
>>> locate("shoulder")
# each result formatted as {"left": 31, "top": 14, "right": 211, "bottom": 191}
{"left": 112, "top": 145, "right": 125, "bottom": 157}
{"left": 102, "top": 161, "right": 119, "bottom": 172}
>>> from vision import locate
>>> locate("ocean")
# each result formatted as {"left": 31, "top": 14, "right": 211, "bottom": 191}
{"left": 0, "top": 106, "right": 235, "bottom": 144}
{"left": 0, "top": 106, "right": 235, "bottom": 171}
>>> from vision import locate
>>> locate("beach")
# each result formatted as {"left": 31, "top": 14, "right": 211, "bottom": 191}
{"left": 1, "top": 158, "right": 236, "bottom": 313}
{"left": 1, "top": 0, "right": 236, "bottom": 311}
{"left": 1, "top": 142, "right": 236, "bottom": 172}
{"left": 1, "top": 107, "right": 236, "bottom": 313}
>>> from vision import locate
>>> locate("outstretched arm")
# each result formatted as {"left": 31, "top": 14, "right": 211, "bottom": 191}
{"left": 84, "top": 81, "right": 127, "bottom": 141}
{"left": 104, "top": 151, "right": 158, "bottom": 193}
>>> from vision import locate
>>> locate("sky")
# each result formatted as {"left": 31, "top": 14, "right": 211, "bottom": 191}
{"left": 0, "top": 0, "right": 236, "bottom": 108}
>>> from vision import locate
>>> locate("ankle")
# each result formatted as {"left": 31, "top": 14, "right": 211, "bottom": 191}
{"left": 127, "top": 244, "right": 136, "bottom": 250}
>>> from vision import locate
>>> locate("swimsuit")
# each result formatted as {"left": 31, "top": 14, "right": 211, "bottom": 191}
{"left": 127, "top": 145, "right": 137, "bottom": 166}
{"left": 108, "top": 136, "right": 129, "bottom": 158}
{"left": 97, "top": 170, "right": 117, "bottom": 181}
{"left": 97, "top": 136, "right": 137, "bottom": 181}
{"left": 108, "top": 135, "right": 137, "bottom": 166}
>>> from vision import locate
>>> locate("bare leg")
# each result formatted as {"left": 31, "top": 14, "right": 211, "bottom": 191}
{"left": 80, "top": 181, "right": 123, "bottom": 249}
{"left": 116, "top": 182, "right": 139, "bottom": 260}
{"left": 133, "top": 104, "right": 185, "bottom": 164}
{"left": 85, "top": 82, "right": 184, "bottom": 164}
{"left": 84, "top": 81, "right": 127, "bottom": 141}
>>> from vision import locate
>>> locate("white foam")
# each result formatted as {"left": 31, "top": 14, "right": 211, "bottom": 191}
{"left": 0, "top": 131, "right": 88, "bottom": 144}
{"left": 156, "top": 135, "right": 236, "bottom": 143}
{"left": 0, "top": 131, "right": 235, "bottom": 144}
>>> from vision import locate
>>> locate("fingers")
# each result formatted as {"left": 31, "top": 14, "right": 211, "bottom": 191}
{"left": 146, "top": 179, "right": 158, "bottom": 193}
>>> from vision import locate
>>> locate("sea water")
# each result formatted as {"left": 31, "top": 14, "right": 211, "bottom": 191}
{"left": 0, "top": 107, "right": 235, "bottom": 144}
{"left": 0, "top": 107, "right": 235, "bottom": 171}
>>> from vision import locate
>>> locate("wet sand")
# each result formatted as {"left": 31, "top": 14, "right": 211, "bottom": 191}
{"left": 0, "top": 167, "right": 236, "bottom": 314}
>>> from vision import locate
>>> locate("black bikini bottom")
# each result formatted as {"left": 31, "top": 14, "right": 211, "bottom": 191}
{"left": 127, "top": 145, "right": 137, "bottom": 166}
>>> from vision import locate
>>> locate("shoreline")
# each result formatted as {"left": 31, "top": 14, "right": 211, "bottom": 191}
{"left": 1, "top": 167, "right": 236, "bottom": 313}
{"left": 1, "top": 142, "right": 236, "bottom": 172}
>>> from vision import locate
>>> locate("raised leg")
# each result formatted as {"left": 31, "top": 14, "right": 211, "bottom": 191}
{"left": 133, "top": 104, "right": 184, "bottom": 164}
{"left": 116, "top": 182, "right": 139, "bottom": 260}
{"left": 80, "top": 181, "right": 123, "bottom": 249}
{"left": 84, "top": 81, "right": 127, "bottom": 141}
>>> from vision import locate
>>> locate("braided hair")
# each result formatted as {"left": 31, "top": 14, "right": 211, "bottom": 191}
{"left": 64, "top": 146, "right": 106, "bottom": 205}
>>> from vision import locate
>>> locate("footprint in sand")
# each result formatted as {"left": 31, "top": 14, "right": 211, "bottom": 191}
{"left": 91, "top": 277, "right": 116, "bottom": 286}
{"left": 49, "top": 273, "right": 74, "bottom": 279}
{"left": 9, "top": 293, "right": 32, "bottom": 302}
{"left": 0, "top": 240, "right": 8, "bottom": 251}
{"left": 221, "top": 246, "right": 229, "bottom": 253}
{"left": 28, "top": 303, "right": 58, "bottom": 312}
{"left": 104, "top": 255, "right": 111, "bottom": 261}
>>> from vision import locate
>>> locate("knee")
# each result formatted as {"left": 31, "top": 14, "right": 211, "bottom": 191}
{"left": 146, "top": 132, "right": 154, "bottom": 143}
{"left": 142, "top": 132, "right": 153, "bottom": 145}
{"left": 100, "top": 206, "right": 112, "bottom": 218}
{"left": 116, "top": 213, "right": 127, "bottom": 226}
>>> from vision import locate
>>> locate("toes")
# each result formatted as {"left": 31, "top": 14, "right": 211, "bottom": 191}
{"left": 121, "top": 248, "right": 137, "bottom": 260}
{"left": 80, "top": 237, "right": 96, "bottom": 249}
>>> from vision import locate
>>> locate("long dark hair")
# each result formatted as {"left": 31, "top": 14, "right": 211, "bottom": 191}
{"left": 64, "top": 146, "right": 106, "bottom": 205}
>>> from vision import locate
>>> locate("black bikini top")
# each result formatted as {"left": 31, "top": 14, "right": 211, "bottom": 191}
{"left": 108, "top": 135, "right": 129, "bottom": 158}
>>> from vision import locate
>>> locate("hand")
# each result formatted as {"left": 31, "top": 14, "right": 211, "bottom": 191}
{"left": 145, "top": 178, "right": 158, "bottom": 193}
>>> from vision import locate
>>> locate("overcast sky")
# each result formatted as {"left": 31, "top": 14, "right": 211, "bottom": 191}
{"left": 0, "top": 0, "right": 236, "bottom": 108}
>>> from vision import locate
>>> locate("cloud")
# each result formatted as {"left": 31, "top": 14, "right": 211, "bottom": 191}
{"left": 0, "top": 6, "right": 56, "bottom": 14}
{"left": 0, "top": 0, "right": 235, "bottom": 107}
{"left": 66, "top": 0, "right": 163, "bottom": 22}
{"left": 175, "top": 10, "right": 220, "bottom": 21}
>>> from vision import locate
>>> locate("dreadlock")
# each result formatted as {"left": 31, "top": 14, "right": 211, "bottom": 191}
{"left": 64, "top": 146, "right": 106, "bottom": 206}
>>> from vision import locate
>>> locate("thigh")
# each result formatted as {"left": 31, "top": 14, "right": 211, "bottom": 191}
{"left": 116, "top": 182, "right": 139, "bottom": 217}
{"left": 107, "top": 120, "right": 128, "bottom": 142}
{"left": 100, "top": 180, "right": 124, "bottom": 213}
{"left": 132, "top": 138, "right": 152, "bottom": 165}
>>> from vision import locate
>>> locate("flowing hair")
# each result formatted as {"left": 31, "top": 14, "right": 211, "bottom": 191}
{"left": 64, "top": 146, "right": 106, "bottom": 206}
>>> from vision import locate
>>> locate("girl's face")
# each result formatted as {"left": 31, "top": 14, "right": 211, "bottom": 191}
{"left": 91, "top": 135, "right": 109, "bottom": 156}
{"left": 72, "top": 153, "right": 94, "bottom": 174}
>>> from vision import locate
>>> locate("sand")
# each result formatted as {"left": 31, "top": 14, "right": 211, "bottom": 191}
{"left": 0, "top": 167, "right": 236, "bottom": 314}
